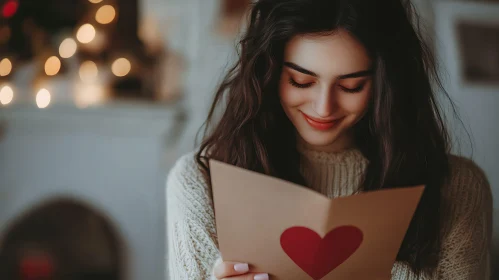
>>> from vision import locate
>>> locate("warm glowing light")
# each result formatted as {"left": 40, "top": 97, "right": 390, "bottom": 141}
{"left": 88, "top": 0, "right": 103, "bottom": 3}
{"left": 36, "top": 88, "right": 51, "bottom": 109}
{"left": 2, "top": 0, "right": 18, "bottom": 18}
{"left": 76, "top": 24, "right": 96, "bottom": 44}
{"left": 44, "top": 56, "right": 61, "bottom": 76}
{"left": 111, "top": 58, "right": 131, "bottom": 77}
{"left": 59, "top": 38, "right": 77, "bottom": 58}
{"left": 96, "top": 5, "right": 116, "bottom": 24}
{"left": 0, "top": 85, "right": 13, "bottom": 105}
{"left": 0, "top": 58, "right": 12, "bottom": 76}
{"left": 75, "top": 83, "right": 107, "bottom": 108}
{"left": 79, "top": 61, "right": 98, "bottom": 82}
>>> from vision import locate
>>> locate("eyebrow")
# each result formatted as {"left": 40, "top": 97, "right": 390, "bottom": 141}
{"left": 283, "top": 62, "right": 372, "bottom": 79}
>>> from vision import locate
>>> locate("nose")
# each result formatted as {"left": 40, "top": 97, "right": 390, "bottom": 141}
{"left": 313, "top": 86, "right": 337, "bottom": 118}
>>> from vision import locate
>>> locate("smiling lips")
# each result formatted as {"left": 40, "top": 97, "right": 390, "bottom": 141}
{"left": 301, "top": 112, "right": 343, "bottom": 131}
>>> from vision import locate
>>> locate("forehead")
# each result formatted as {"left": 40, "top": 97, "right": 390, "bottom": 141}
{"left": 284, "top": 30, "right": 371, "bottom": 76}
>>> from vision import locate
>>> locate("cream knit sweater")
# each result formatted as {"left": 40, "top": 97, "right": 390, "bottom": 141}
{"left": 166, "top": 147, "right": 493, "bottom": 280}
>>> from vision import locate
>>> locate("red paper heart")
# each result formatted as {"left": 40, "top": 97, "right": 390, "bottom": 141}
{"left": 280, "top": 226, "right": 363, "bottom": 280}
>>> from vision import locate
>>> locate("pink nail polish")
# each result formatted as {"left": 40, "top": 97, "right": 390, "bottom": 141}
{"left": 234, "top": 263, "right": 249, "bottom": 273}
{"left": 254, "top": 273, "right": 269, "bottom": 280}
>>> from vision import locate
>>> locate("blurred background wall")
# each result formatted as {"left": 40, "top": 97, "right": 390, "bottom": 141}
{"left": 0, "top": 0, "right": 497, "bottom": 279}
{"left": 414, "top": 1, "right": 499, "bottom": 275}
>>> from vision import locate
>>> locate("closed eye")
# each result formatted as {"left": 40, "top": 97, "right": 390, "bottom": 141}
{"left": 289, "top": 78, "right": 314, "bottom": 89}
{"left": 340, "top": 85, "right": 365, "bottom": 93}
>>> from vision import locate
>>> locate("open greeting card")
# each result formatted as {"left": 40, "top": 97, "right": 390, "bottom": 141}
{"left": 210, "top": 160, "right": 425, "bottom": 280}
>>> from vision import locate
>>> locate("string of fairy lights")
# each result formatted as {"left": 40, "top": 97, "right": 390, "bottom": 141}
{"left": 0, "top": 0, "right": 133, "bottom": 108}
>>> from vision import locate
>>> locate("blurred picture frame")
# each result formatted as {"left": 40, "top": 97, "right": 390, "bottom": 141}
{"left": 216, "top": 0, "right": 251, "bottom": 37}
{"left": 222, "top": 0, "right": 251, "bottom": 17}
{"left": 434, "top": 1, "right": 499, "bottom": 94}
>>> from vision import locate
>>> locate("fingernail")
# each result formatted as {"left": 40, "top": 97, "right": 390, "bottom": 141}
{"left": 234, "top": 263, "right": 249, "bottom": 273}
{"left": 254, "top": 273, "right": 269, "bottom": 280}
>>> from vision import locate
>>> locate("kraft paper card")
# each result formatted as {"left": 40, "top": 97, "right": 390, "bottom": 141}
{"left": 210, "top": 159, "right": 425, "bottom": 280}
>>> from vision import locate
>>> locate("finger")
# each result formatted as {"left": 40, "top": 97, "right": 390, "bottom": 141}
{"left": 222, "top": 273, "right": 270, "bottom": 280}
{"left": 214, "top": 261, "right": 250, "bottom": 278}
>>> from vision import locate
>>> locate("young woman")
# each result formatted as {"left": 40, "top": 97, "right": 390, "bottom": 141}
{"left": 166, "top": 0, "right": 493, "bottom": 279}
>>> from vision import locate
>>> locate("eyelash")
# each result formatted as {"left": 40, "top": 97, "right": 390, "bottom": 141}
{"left": 288, "top": 78, "right": 365, "bottom": 93}
{"left": 288, "top": 78, "right": 313, "bottom": 89}
{"left": 341, "top": 85, "right": 365, "bottom": 93}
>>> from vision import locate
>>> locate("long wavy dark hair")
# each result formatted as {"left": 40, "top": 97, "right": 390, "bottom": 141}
{"left": 196, "top": 0, "right": 461, "bottom": 276}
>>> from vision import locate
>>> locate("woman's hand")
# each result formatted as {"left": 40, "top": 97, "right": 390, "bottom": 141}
{"left": 213, "top": 261, "right": 269, "bottom": 280}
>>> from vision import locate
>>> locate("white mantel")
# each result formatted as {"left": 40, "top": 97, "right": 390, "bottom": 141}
{"left": 0, "top": 101, "right": 186, "bottom": 280}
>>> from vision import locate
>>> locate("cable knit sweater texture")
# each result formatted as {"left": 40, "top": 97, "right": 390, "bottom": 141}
{"left": 166, "top": 147, "right": 493, "bottom": 280}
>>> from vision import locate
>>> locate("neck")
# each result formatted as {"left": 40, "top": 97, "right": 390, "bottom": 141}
{"left": 297, "top": 138, "right": 368, "bottom": 197}
{"left": 297, "top": 131, "right": 355, "bottom": 153}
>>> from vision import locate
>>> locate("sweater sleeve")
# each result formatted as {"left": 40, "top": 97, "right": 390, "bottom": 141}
{"left": 436, "top": 156, "right": 493, "bottom": 280}
{"left": 166, "top": 153, "right": 221, "bottom": 280}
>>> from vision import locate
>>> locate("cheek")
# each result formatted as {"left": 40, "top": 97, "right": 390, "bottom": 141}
{"left": 279, "top": 80, "right": 308, "bottom": 108}
{"left": 338, "top": 90, "right": 371, "bottom": 114}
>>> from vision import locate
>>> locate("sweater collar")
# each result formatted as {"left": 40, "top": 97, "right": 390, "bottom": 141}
{"left": 297, "top": 141, "right": 368, "bottom": 166}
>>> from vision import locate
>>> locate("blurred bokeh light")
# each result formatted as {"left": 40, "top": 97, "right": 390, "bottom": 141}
{"left": 79, "top": 61, "right": 99, "bottom": 83}
{"left": 111, "top": 58, "right": 131, "bottom": 77}
{"left": 96, "top": 5, "right": 116, "bottom": 24}
{"left": 36, "top": 88, "right": 51, "bottom": 108}
{"left": 76, "top": 24, "right": 96, "bottom": 44}
{"left": 2, "top": 0, "right": 18, "bottom": 18}
{"left": 44, "top": 56, "right": 61, "bottom": 76}
{"left": 0, "top": 58, "right": 12, "bottom": 76}
{"left": 0, "top": 85, "right": 14, "bottom": 105}
{"left": 59, "top": 38, "right": 78, "bottom": 59}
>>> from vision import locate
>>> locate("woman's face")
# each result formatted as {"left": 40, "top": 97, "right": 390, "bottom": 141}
{"left": 279, "top": 29, "right": 373, "bottom": 152}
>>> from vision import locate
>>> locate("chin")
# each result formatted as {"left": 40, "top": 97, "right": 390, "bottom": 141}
{"left": 298, "top": 131, "right": 340, "bottom": 149}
